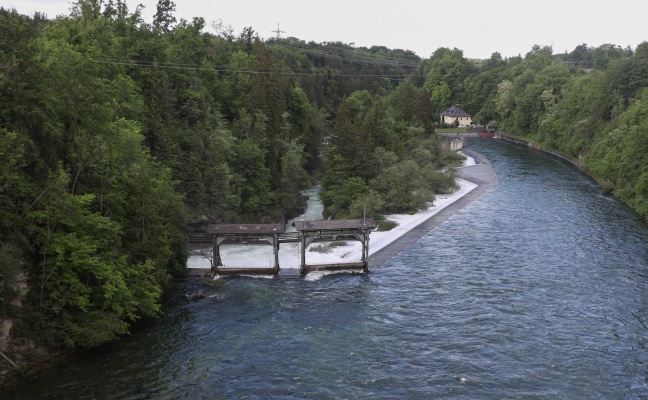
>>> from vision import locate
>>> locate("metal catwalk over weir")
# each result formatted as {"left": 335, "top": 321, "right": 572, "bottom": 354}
{"left": 293, "top": 219, "right": 375, "bottom": 274}
{"left": 188, "top": 219, "right": 376, "bottom": 276}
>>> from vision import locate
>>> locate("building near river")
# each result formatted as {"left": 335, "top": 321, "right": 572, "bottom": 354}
{"left": 440, "top": 104, "right": 472, "bottom": 127}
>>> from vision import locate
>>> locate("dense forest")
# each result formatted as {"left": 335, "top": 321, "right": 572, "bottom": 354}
{"left": 0, "top": 0, "right": 458, "bottom": 365}
{"left": 1, "top": 0, "right": 647, "bottom": 375}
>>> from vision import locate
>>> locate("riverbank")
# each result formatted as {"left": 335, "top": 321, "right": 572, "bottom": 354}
{"left": 500, "top": 134, "right": 581, "bottom": 167}
{"left": 187, "top": 148, "right": 497, "bottom": 276}
{"left": 498, "top": 134, "right": 614, "bottom": 193}
{"left": 366, "top": 147, "right": 497, "bottom": 269}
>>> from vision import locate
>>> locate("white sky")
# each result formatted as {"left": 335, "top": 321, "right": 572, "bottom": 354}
{"left": 2, "top": 0, "right": 647, "bottom": 59}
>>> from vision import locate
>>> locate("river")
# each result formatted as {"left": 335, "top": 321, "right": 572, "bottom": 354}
{"left": 3, "top": 139, "right": 648, "bottom": 398}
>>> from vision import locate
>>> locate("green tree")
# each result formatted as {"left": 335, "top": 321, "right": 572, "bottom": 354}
{"left": 430, "top": 82, "right": 452, "bottom": 108}
{"left": 278, "top": 139, "right": 310, "bottom": 217}
{"left": 229, "top": 139, "right": 274, "bottom": 222}
{"left": 371, "top": 160, "right": 434, "bottom": 213}
{"left": 585, "top": 88, "right": 648, "bottom": 220}
{"left": 153, "top": 0, "right": 176, "bottom": 32}
{"left": 422, "top": 47, "right": 474, "bottom": 107}
{"left": 27, "top": 171, "right": 161, "bottom": 348}
{"left": 495, "top": 80, "right": 513, "bottom": 122}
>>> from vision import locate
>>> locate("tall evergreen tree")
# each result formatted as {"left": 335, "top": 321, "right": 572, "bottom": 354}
{"left": 152, "top": 0, "right": 176, "bottom": 33}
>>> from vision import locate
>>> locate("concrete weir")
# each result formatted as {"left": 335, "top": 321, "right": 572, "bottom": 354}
{"left": 189, "top": 219, "right": 376, "bottom": 277}
{"left": 293, "top": 219, "right": 375, "bottom": 275}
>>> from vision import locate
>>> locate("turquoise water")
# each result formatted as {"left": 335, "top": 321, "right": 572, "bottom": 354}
{"left": 3, "top": 139, "right": 648, "bottom": 398}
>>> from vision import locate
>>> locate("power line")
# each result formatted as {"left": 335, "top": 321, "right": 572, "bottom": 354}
{"left": 90, "top": 57, "right": 420, "bottom": 80}
{"left": 272, "top": 23, "right": 285, "bottom": 39}
{"left": 86, "top": 36, "right": 428, "bottom": 81}
{"left": 270, "top": 39, "right": 422, "bottom": 69}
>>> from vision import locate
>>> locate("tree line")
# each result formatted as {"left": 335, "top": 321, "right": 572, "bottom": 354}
{"left": 385, "top": 42, "right": 648, "bottom": 223}
{"left": 469, "top": 44, "right": 648, "bottom": 221}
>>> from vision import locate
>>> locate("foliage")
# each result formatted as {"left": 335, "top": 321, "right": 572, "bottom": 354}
{"left": 320, "top": 89, "right": 461, "bottom": 217}
{"left": 0, "top": 2, "right": 433, "bottom": 353}
{"left": 376, "top": 220, "right": 398, "bottom": 232}
{"left": 308, "top": 242, "right": 348, "bottom": 254}
{"left": 27, "top": 178, "right": 161, "bottom": 347}
{"left": 584, "top": 88, "right": 648, "bottom": 217}
{"left": 483, "top": 41, "right": 648, "bottom": 222}
{"left": 2, "top": 0, "right": 648, "bottom": 358}
{"left": 317, "top": 38, "right": 648, "bottom": 223}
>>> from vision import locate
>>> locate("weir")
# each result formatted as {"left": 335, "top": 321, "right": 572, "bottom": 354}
{"left": 293, "top": 219, "right": 375, "bottom": 274}
{"left": 188, "top": 219, "right": 376, "bottom": 276}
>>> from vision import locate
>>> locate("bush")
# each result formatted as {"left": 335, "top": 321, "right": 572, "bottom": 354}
{"left": 308, "top": 242, "right": 348, "bottom": 253}
{"left": 377, "top": 220, "right": 398, "bottom": 231}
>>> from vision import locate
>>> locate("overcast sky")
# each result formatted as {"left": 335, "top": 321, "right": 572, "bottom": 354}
{"left": 3, "top": 0, "right": 647, "bottom": 59}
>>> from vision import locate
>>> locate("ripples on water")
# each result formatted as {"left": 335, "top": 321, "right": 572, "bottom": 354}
{"left": 3, "top": 139, "right": 648, "bottom": 399}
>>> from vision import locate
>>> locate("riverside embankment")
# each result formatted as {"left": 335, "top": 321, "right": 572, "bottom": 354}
{"left": 500, "top": 134, "right": 581, "bottom": 167}
{"left": 369, "top": 147, "right": 497, "bottom": 267}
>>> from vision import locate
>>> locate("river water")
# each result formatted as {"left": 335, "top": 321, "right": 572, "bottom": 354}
{"left": 3, "top": 139, "right": 648, "bottom": 399}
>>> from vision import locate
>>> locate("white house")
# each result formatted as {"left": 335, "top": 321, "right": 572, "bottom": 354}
{"left": 440, "top": 104, "right": 472, "bottom": 127}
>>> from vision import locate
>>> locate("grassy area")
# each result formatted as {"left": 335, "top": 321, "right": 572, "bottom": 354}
{"left": 376, "top": 220, "right": 398, "bottom": 231}
{"left": 308, "top": 241, "right": 348, "bottom": 253}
